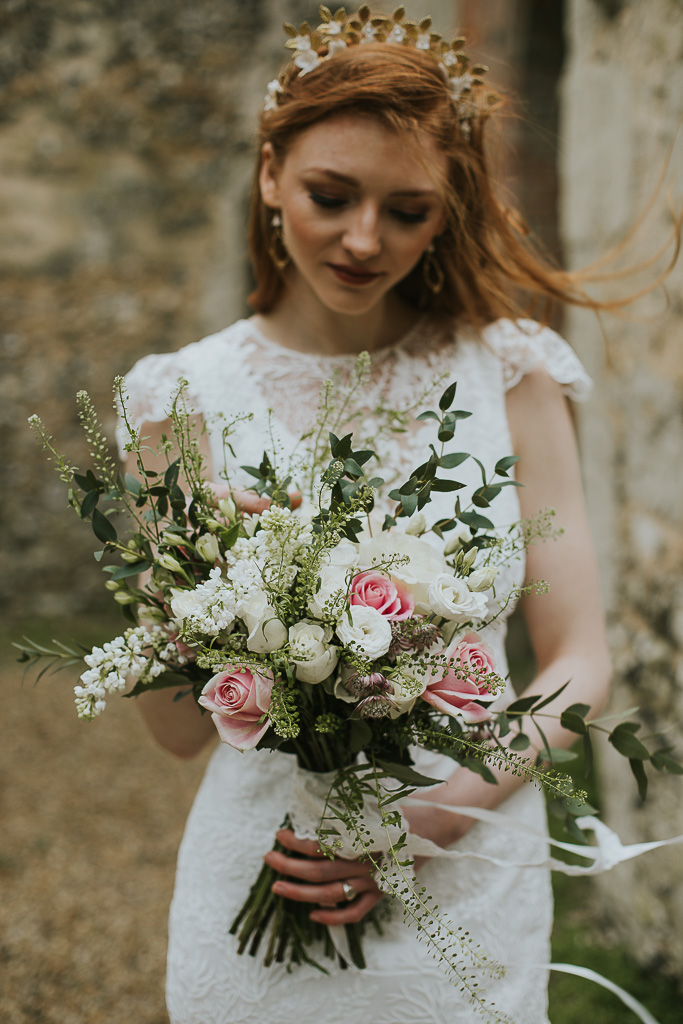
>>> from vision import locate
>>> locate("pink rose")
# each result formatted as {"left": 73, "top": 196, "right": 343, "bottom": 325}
{"left": 422, "top": 631, "right": 498, "bottom": 724}
{"left": 198, "top": 664, "right": 275, "bottom": 751}
{"left": 350, "top": 571, "right": 415, "bottom": 621}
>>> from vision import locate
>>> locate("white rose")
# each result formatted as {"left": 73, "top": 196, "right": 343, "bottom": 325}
{"left": 239, "top": 590, "right": 288, "bottom": 653}
{"left": 324, "top": 537, "right": 359, "bottom": 569}
{"left": 170, "top": 587, "right": 203, "bottom": 623}
{"left": 357, "top": 533, "right": 446, "bottom": 612}
{"left": 336, "top": 605, "right": 392, "bottom": 660}
{"left": 467, "top": 566, "right": 499, "bottom": 592}
{"left": 307, "top": 565, "right": 349, "bottom": 618}
{"left": 288, "top": 620, "right": 339, "bottom": 683}
{"left": 195, "top": 534, "right": 220, "bottom": 563}
{"left": 428, "top": 573, "right": 489, "bottom": 622}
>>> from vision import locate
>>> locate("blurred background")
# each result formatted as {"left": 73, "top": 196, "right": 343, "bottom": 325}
{"left": 1, "top": 1, "right": 681, "bottom": 1021}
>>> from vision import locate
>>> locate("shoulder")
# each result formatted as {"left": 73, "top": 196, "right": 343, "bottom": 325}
{"left": 124, "top": 320, "right": 250, "bottom": 385}
{"left": 480, "top": 317, "right": 593, "bottom": 403}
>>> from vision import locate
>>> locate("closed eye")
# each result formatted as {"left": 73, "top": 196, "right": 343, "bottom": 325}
{"left": 391, "top": 209, "right": 428, "bottom": 225}
{"left": 309, "top": 192, "right": 346, "bottom": 209}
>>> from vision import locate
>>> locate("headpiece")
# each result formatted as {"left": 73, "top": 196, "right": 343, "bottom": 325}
{"left": 263, "top": 5, "right": 494, "bottom": 136}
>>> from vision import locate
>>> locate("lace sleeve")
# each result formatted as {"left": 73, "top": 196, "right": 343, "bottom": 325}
{"left": 482, "top": 318, "right": 593, "bottom": 401}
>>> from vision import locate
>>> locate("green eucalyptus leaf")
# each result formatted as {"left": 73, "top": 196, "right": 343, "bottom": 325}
{"left": 458, "top": 510, "right": 494, "bottom": 531}
{"left": 439, "top": 452, "right": 469, "bottom": 469}
{"left": 509, "top": 732, "right": 530, "bottom": 751}
{"left": 629, "top": 757, "right": 648, "bottom": 801}
{"left": 494, "top": 455, "right": 520, "bottom": 476}
{"left": 438, "top": 381, "right": 457, "bottom": 410}
{"left": 110, "top": 561, "right": 151, "bottom": 581}
{"left": 80, "top": 490, "right": 99, "bottom": 517}
{"left": 416, "top": 410, "right": 440, "bottom": 421}
{"left": 651, "top": 751, "right": 683, "bottom": 775}
{"left": 560, "top": 709, "right": 587, "bottom": 735}
{"left": 609, "top": 723, "right": 650, "bottom": 760}
{"left": 92, "top": 507, "right": 117, "bottom": 544}
{"left": 375, "top": 759, "right": 442, "bottom": 788}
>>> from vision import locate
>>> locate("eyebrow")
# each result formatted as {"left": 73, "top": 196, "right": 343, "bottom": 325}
{"left": 305, "top": 167, "right": 438, "bottom": 198}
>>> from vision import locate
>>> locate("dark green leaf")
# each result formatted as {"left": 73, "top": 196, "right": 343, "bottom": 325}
{"left": 375, "top": 759, "right": 443, "bottom": 788}
{"left": 439, "top": 452, "right": 469, "bottom": 469}
{"left": 92, "top": 508, "right": 117, "bottom": 544}
{"left": 400, "top": 492, "right": 418, "bottom": 517}
{"left": 565, "top": 702, "right": 591, "bottom": 718}
{"left": 110, "top": 561, "right": 150, "bottom": 581}
{"left": 382, "top": 514, "right": 397, "bottom": 531}
{"left": 629, "top": 757, "right": 648, "bottom": 801}
{"left": 430, "top": 479, "right": 462, "bottom": 492}
{"left": 494, "top": 455, "right": 520, "bottom": 477}
{"left": 527, "top": 680, "right": 571, "bottom": 712}
{"left": 343, "top": 458, "right": 363, "bottom": 477}
{"left": 651, "top": 751, "right": 683, "bottom": 775}
{"left": 80, "top": 490, "right": 99, "bottom": 517}
{"left": 164, "top": 460, "right": 180, "bottom": 489}
{"left": 437, "top": 428, "right": 455, "bottom": 443}
{"left": 560, "top": 710, "right": 587, "bottom": 735}
{"left": 458, "top": 510, "right": 494, "bottom": 531}
{"left": 506, "top": 694, "right": 543, "bottom": 715}
{"left": 609, "top": 723, "right": 650, "bottom": 760}
{"left": 438, "top": 381, "right": 457, "bottom": 410}
{"left": 460, "top": 758, "right": 497, "bottom": 784}
{"left": 416, "top": 410, "right": 440, "bottom": 421}
{"left": 471, "top": 493, "right": 490, "bottom": 508}
{"left": 124, "top": 473, "right": 141, "bottom": 496}
{"left": 562, "top": 795, "right": 599, "bottom": 817}
{"left": 542, "top": 747, "right": 579, "bottom": 764}
{"left": 583, "top": 732, "right": 594, "bottom": 779}
{"left": 509, "top": 732, "right": 530, "bottom": 751}
{"left": 399, "top": 477, "right": 419, "bottom": 495}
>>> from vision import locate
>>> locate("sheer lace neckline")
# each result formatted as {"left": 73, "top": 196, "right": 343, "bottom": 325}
{"left": 242, "top": 313, "right": 429, "bottom": 363}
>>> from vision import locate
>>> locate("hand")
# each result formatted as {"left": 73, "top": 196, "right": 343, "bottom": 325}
{"left": 209, "top": 482, "right": 302, "bottom": 516}
{"left": 264, "top": 829, "right": 383, "bottom": 925}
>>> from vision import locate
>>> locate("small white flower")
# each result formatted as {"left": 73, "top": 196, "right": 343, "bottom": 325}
{"left": 294, "top": 49, "right": 321, "bottom": 74}
{"left": 217, "top": 495, "right": 236, "bottom": 519}
{"left": 324, "top": 21, "right": 343, "bottom": 36}
{"left": 467, "top": 566, "right": 499, "bottom": 592}
{"left": 360, "top": 23, "right": 378, "bottom": 43}
{"left": 195, "top": 534, "right": 220, "bottom": 563}
{"left": 449, "top": 72, "right": 474, "bottom": 101}
{"left": 428, "top": 573, "right": 488, "bottom": 622}
{"left": 307, "top": 565, "right": 349, "bottom": 618}
{"left": 416, "top": 31, "right": 431, "bottom": 50}
{"left": 264, "top": 79, "right": 283, "bottom": 111}
{"left": 337, "top": 605, "right": 392, "bottom": 659}
{"left": 386, "top": 25, "right": 406, "bottom": 45}
{"left": 327, "top": 38, "right": 347, "bottom": 56}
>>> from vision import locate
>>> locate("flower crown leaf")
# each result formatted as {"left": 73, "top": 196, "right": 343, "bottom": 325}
{"left": 265, "top": 4, "right": 496, "bottom": 130}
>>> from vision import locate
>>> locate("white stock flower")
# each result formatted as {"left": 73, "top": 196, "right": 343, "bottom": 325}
{"left": 289, "top": 621, "right": 338, "bottom": 683}
{"left": 336, "top": 605, "right": 392, "bottom": 659}
{"left": 195, "top": 534, "right": 220, "bottom": 563}
{"left": 239, "top": 590, "right": 287, "bottom": 653}
{"left": 467, "top": 566, "right": 499, "bottom": 592}
{"left": 170, "top": 567, "right": 236, "bottom": 636}
{"left": 358, "top": 533, "right": 446, "bottom": 611}
{"left": 428, "top": 573, "right": 489, "bottom": 622}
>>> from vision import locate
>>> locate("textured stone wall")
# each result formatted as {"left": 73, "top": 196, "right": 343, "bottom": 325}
{"left": 560, "top": 0, "right": 683, "bottom": 977}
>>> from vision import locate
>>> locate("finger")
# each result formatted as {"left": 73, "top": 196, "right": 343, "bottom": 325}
{"left": 309, "top": 889, "right": 384, "bottom": 926}
{"left": 271, "top": 874, "right": 376, "bottom": 906}
{"left": 274, "top": 829, "right": 328, "bottom": 858}
{"left": 264, "top": 849, "right": 373, "bottom": 883}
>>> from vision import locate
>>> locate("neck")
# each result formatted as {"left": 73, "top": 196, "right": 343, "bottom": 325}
{"left": 251, "top": 279, "right": 419, "bottom": 357}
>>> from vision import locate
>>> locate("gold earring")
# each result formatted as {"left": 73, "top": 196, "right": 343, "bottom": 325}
{"left": 269, "top": 211, "right": 290, "bottom": 270}
{"left": 422, "top": 242, "right": 444, "bottom": 294}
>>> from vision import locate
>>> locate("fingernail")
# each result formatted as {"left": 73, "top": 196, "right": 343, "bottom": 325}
{"left": 272, "top": 882, "right": 286, "bottom": 895}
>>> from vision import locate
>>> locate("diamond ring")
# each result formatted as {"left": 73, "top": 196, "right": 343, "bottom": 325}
{"left": 341, "top": 881, "right": 357, "bottom": 902}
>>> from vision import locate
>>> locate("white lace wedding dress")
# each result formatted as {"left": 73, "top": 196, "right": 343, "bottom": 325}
{"left": 121, "top": 314, "right": 591, "bottom": 1024}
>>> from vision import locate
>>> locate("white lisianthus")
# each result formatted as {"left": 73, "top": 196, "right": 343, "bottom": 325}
{"left": 467, "top": 566, "right": 499, "bottom": 592}
{"left": 357, "top": 533, "right": 446, "bottom": 611}
{"left": 336, "top": 605, "right": 392, "bottom": 659}
{"left": 239, "top": 590, "right": 288, "bottom": 653}
{"left": 159, "top": 552, "right": 183, "bottom": 573}
{"left": 288, "top": 621, "right": 339, "bottom": 684}
{"left": 428, "top": 573, "right": 489, "bottom": 622}
{"left": 195, "top": 534, "right": 220, "bottom": 563}
{"left": 307, "top": 565, "right": 349, "bottom": 618}
{"left": 217, "top": 495, "right": 236, "bottom": 519}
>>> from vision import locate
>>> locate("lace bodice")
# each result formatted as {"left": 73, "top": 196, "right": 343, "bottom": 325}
{"left": 121, "top": 315, "right": 592, "bottom": 1024}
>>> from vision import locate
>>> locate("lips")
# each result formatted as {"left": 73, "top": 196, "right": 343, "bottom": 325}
{"left": 327, "top": 263, "right": 384, "bottom": 286}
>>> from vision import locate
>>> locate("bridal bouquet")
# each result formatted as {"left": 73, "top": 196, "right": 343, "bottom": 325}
{"left": 22, "top": 362, "right": 680, "bottom": 1022}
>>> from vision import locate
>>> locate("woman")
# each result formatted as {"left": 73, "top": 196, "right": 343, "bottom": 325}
{"left": 121, "top": 9, "right": 611, "bottom": 1022}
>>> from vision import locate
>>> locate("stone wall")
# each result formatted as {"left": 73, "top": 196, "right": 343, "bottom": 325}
{"left": 560, "top": 0, "right": 683, "bottom": 977}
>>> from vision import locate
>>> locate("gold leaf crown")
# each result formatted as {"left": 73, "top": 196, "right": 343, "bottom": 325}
{"left": 263, "top": 5, "right": 493, "bottom": 135}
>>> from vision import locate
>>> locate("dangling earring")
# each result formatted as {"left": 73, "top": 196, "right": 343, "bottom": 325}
{"left": 269, "top": 211, "right": 290, "bottom": 270}
{"left": 422, "top": 242, "right": 444, "bottom": 295}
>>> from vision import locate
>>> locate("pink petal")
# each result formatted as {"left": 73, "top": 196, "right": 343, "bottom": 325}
{"left": 211, "top": 711, "right": 270, "bottom": 751}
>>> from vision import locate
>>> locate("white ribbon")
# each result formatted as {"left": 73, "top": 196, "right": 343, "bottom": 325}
{"left": 288, "top": 768, "right": 683, "bottom": 1024}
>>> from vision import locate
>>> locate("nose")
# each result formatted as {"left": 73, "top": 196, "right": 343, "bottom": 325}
{"left": 342, "top": 203, "right": 382, "bottom": 262}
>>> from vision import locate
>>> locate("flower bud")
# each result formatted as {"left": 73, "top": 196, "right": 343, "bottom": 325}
{"left": 463, "top": 546, "right": 478, "bottom": 567}
{"left": 105, "top": 579, "right": 121, "bottom": 591}
{"left": 467, "top": 566, "right": 499, "bottom": 592}
{"left": 195, "top": 533, "right": 220, "bottom": 563}
{"left": 161, "top": 531, "right": 185, "bottom": 547}
{"left": 113, "top": 590, "right": 137, "bottom": 604}
{"left": 204, "top": 518, "right": 221, "bottom": 531}
{"left": 159, "top": 553, "right": 182, "bottom": 573}
{"left": 121, "top": 549, "right": 142, "bottom": 563}
{"left": 404, "top": 512, "right": 427, "bottom": 536}
{"left": 444, "top": 526, "right": 472, "bottom": 556}
{"left": 138, "top": 605, "right": 167, "bottom": 625}
{"left": 217, "top": 496, "right": 236, "bottom": 519}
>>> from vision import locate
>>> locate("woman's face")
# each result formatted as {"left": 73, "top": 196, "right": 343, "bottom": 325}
{"left": 260, "top": 114, "right": 449, "bottom": 317}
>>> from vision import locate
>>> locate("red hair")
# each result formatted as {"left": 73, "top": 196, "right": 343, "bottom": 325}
{"left": 248, "top": 42, "right": 677, "bottom": 326}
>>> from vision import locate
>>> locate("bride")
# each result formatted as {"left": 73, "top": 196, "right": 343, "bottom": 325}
{"left": 121, "top": 8, "right": 611, "bottom": 1022}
